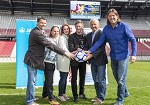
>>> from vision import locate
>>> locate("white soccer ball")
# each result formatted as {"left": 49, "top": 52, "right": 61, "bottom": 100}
{"left": 75, "top": 50, "right": 86, "bottom": 62}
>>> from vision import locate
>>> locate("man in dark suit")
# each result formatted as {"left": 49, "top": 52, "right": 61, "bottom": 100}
{"left": 24, "top": 17, "right": 73, "bottom": 105}
{"left": 84, "top": 19, "right": 108, "bottom": 105}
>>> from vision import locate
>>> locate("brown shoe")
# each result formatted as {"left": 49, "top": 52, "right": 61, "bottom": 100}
{"left": 93, "top": 98, "right": 104, "bottom": 105}
{"left": 49, "top": 100, "right": 60, "bottom": 105}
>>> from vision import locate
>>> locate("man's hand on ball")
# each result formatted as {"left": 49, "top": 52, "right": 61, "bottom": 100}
{"left": 65, "top": 52, "right": 74, "bottom": 60}
{"left": 71, "top": 50, "right": 78, "bottom": 55}
{"left": 85, "top": 53, "right": 93, "bottom": 61}
{"left": 77, "top": 48, "right": 82, "bottom": 51}
{"left": 84, "top": 50, "right": 91, "bottom": 56}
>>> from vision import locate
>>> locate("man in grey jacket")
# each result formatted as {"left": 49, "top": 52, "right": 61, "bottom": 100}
{"left": 24, "top": 17, "right": 73, "bottom": 105}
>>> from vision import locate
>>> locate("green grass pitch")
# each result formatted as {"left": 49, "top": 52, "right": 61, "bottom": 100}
{"left": 0, "top": 61, "right": 150, "bottom": 105}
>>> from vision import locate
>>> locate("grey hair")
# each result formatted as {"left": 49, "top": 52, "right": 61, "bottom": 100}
{"left": 89, "top": 18, "right": 99, "bottom": 25}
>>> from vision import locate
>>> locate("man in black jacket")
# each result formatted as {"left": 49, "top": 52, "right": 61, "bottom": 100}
{"left": 68, "top": 20, "right": 87, "bottom": 102}
{"left": 24, "top": 17, "right": 73, "bottom": 105}
{"left": 84, "top": 18, "right": 108, "bottom": 104}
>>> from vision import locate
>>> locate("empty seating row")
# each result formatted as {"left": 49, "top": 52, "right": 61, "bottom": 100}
{"left": 132, "top": 30, "right": 150, "bottom": 37}
{"left": 0, "top": 41, "right": 15, "bottom": 57}
{"left": 145, "top": 42, "right": 150, "bottom": 46}
{"left": 0, "top": 41, "right": 149, "bottom": 57}
{"left": 129, "top": 42, "right": 150, "bottom": 56}
{"left": 0, "top": 29, "right": 16, "bottom": 35}
{"left": 0, "top": 28, "right": 150, "bottom": 38}
{"left": 137, "top": 42, "right": 150, "bottom": 56}
{"left": 0, "top": 15, "right": 150, "bottom": 29}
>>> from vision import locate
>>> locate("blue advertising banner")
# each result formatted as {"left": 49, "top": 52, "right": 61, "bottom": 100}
{"left": 16, "top": 20, "right": 44, "bottom": 88}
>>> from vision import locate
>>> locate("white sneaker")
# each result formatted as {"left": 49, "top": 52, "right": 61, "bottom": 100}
{"left": 63, "top": 94, "right": 70, "bottom": 100}
{"left": 91, "top": 96, "right": 98, "bottom": 102}
{"left": 58, "top": 96, "right": 66, "bottom": 101}
{"left": 27, "top": 101, "right": 39, "bottom": 105}
{"left": 114, "top": 102, "right": 123, "bottom": 105}
{"left": 93, "top": 98, "right": 104, "bottom": 105}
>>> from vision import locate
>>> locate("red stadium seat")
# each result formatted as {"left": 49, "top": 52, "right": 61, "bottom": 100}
{"left": 0, "top": 41, "right": 15, "bottom": 57}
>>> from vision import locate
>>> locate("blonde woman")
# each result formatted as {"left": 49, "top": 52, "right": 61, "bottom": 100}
{"left": 57, "top": 24, "right": 71, "bottom": 101}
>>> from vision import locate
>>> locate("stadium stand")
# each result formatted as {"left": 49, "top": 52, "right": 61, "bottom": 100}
{"left": 145, "top": 42, "right": 150, "bottom": 46}
{"left": 132, "top": 30, "right": 150, "bottom": 37}
{"left": 123, "top": 19, "right": 150, "bottom": 30}
{"left": 0, "top": 29, "right": 15, "bottom": 35}
{"left": 0, "top": 15, "right": 150, "bottom": 60}
{"left": 0, "top": 0, "right": 150, "bottom": 61}
{"left": 0, "top": 41, "right": 15, "bottom": 57}
{"left": 137, "top": 42, "right": 150, "bottom": 56}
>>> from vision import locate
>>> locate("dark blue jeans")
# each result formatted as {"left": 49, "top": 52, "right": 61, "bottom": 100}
{"left": 26, "top": 65, "right": 37, "bottom": 104}
{"left": 111, "top": 57, "right": 129, "bottom": 103}
{"left": 58, "top": 71, "right": 68, "bottom": 96}
{"left": 91, "top": 61, "right": 106, "bottom": 101}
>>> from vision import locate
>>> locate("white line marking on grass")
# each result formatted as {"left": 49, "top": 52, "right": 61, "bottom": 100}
{"left": 128, "top": 86, "right": 150, "bottom": 89}
{"left": 0, "top": 93, "right": 25, "bottom": 95}
{"left": 0, "top": 91, "right": 58, "bottom": 96}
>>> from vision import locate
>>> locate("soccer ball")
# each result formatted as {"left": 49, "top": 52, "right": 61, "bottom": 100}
{"left": 75, "top": 50, "right": 86, "bottom": 62}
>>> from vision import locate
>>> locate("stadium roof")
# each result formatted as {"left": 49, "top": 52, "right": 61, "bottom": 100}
{"left": 0, "top": 0, "right": 150, "bottom": 18}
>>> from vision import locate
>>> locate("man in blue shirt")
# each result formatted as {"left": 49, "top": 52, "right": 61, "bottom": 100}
{"left": 86, "top": 9, "right": 137, "bottom": 105}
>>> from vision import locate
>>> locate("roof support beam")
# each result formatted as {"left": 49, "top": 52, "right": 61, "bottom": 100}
{"left": 9, "top": 0, "right": 14, "bottom": 15}
{"left": 49, "top": 0, "right": 52, "bottom": 16}
{"left": 30, "top": 0, "right": 33, "bottom": 15}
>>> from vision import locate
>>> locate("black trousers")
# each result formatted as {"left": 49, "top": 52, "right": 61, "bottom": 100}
{"left": 42, "top": 62, "right": 55, "bottom": 100}
{"left": 70, "top": 62, "right": 86, "bottom": 98}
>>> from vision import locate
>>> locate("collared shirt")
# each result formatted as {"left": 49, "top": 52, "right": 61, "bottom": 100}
{"left": 37, "top": 26, "right": 47, "bottom": 36}
{"left": 89, "top": 22, "right": 137, "bottom": 61}
{"left": 92, "top": 29, "right": 98, "bottom": 44}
